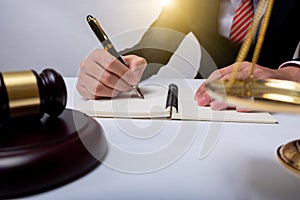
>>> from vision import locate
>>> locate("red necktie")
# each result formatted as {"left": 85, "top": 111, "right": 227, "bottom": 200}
{"left": 230, "top": 0, "right": 254, "bottom": 45}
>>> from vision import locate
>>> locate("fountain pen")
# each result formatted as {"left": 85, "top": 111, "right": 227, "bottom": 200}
{"left": 86, "top": 15, "right": 144, "bottom": 99}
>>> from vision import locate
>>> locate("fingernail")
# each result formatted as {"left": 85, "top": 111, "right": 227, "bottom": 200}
{"left": 196, "top": 96, "right": 207, "bottom": 106}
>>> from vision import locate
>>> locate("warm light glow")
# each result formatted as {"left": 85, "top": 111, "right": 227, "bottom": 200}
{"left": 161, "top": 0, "right": 172, "bottom": 7}
{"left": 265, "top": 81, "right": 297, "bottom": 90}
{"left": 262, "top": 94, "right": 295, "bottom": 103}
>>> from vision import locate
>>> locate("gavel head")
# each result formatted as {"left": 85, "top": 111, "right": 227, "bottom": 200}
{"left": 0, "top": 69, "right": 67, "bottom": 124}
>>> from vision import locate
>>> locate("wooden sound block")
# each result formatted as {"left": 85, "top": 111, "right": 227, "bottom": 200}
{"left": 0, "top": 109, "right": 108, "bottom": 199}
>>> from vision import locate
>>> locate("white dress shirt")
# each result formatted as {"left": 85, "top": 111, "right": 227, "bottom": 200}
{"left": 218, "top": 0, "right": 262, "bottom": 39}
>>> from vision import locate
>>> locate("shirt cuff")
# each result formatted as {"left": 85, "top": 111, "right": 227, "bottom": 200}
{"left": 278, "top": 60, "right": 300, "bottom": 69}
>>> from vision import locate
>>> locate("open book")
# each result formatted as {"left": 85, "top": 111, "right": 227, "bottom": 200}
{"left": 73, "top": 82, "right": 277, "bottom": 124}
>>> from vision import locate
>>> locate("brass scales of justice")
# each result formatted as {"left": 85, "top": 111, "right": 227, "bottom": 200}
{"left": 206, "top": 0, "right": 300, "bottom": 176}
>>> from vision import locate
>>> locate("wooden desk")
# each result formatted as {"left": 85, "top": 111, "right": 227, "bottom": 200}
{"left": 22, "top": 78, "right": 300, "bottom": 200}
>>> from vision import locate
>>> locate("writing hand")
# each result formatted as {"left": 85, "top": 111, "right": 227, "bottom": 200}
{"left": 76, "top": 49, "right": 146, "bottom": 99}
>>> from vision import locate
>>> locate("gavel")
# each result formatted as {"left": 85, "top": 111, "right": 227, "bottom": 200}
{"left": 0, "top": 69, "right": 67, "bottom": 124}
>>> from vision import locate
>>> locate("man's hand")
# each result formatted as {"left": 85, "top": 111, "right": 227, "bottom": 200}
{"left": 76, "top": 49, "right": 147, "bottom": 99}
{"left": 194, "top": 61, "right": 300, "bottom": 111}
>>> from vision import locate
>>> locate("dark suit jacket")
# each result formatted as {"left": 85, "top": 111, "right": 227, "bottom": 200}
{"left": 122, "top": 0, "right": 300, "bottom": 79}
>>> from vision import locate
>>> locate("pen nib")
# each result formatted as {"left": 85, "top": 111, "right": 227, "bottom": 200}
{"left": 134, "top": 86, "right": 144, "bottom": 99}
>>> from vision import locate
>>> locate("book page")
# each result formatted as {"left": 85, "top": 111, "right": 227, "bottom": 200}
{"left": 171, "top": 85, "right": 277, "bottom": 124}
{"left": 73, "top": 83, "right": 170, "bottom": 118}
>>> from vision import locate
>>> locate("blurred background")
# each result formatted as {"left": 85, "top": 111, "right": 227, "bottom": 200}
{"left": 0, "top": 0, "right": 201, "bottom": 78}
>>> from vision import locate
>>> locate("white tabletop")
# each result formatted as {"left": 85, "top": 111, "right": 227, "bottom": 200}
{"left": 23, "top": 78, "right": 300, "bottom": 200}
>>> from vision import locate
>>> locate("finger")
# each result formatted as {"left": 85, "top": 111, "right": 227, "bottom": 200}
{"left": 123, "top": 55, "right": 147, "bottom": 67}
{"left": 80, "top": 58, "right": 104, "bottom": 79}
{"left": 194, "top": 90, "right": 212, "bottom": 106}
{"left": 89, "top": 49, "right": 131, "bottom": 81}
{"left": 99, "top": 70, "right": 133, "bottom": 92}
{"left": 80, "top": 57, "right": 132, "bottom": 92}
{"left": 77, "top": 73, "right": 120, "bottom": 98}
{"left": 210, "top": 100, "right": 228, "bottom": 110}
{"left": 194, "top": 81, "right": 207, "bottom": 98}
{"left": 205, "top": 69, "right": 224, "bottom": 82}
{"left": 123, "top": 55, "right": 147, "bottom": 85}
{"left": 76, "top": 84, "right": 98, "bottom": 100}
